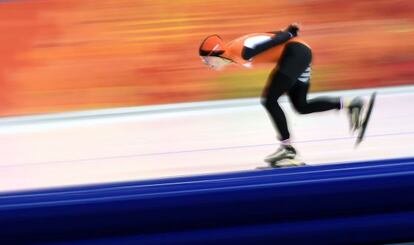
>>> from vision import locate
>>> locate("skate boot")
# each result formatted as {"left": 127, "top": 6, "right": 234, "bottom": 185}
{"left": 348, "top": 97, "right": 365, "bottom": 132}
{"left": 264, "top": 145, "right": 297, "bottom": 165}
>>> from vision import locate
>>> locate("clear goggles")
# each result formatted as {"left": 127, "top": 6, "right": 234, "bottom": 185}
{"left": 200, "top": 56, "right": 231, "bottom": 70}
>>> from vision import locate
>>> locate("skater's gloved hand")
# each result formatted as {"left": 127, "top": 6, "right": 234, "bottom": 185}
{"left": 285, "top": 23, "right": 300, "bottom": 37}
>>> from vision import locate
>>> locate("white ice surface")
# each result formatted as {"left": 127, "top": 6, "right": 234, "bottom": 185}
{"left": 0, "top": 86, "right": 413, "bottom": 192}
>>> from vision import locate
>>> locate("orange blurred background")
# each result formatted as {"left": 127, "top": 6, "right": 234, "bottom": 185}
{"left": 1, "top": 0, "right": 414, "bottom": 116}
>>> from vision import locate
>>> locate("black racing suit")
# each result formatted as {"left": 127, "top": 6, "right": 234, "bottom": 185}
{"left": 243, "top": 33, "right": 341, "bottom": 141}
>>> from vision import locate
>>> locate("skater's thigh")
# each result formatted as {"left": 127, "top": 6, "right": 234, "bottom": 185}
{"left": 278, "top": 42, "right": 312, "bottom": 81}
{"left": 288, "top": 81, "right": 309, "bottom": 107}
{"left": 262, "top": 42, "right": 312, "bottom": 101}
{"left": 262, "top": 70, "right": 293, "bottom": 101}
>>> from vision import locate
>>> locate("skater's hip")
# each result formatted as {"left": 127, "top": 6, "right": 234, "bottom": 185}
{"left": 277, "top": 42, "right": 312, "bottom": 83}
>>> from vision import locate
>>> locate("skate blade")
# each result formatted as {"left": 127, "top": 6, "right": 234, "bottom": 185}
{"left": 355, "top": 92, "right": 376, "bottom": 147}
{"left": 256, "top": 160, "right": 307, "bottom": 170}
{"left": 272, "top": 158, "right": 306, "bottom": 168}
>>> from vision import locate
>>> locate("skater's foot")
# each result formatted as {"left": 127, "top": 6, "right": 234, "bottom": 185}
{"left": 347, "top": 97, "right": 365, "bottom": 132}
{"left": 264, "top": 145, "right": 297, "bottom": 164}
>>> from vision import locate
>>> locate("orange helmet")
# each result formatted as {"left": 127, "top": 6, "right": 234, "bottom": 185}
{"left": 199, "top": 34, "right": 225, "bottom": 57}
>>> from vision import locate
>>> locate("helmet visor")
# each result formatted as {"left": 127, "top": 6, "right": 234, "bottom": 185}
{"left": 201, "top": 56, "right": 231, "bottom": 71}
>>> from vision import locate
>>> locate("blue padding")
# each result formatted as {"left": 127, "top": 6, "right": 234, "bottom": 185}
{"left": 1, "top": 157, "right": 414, "bottom": 244}
{"left": 49, "top": 211, "right": 414, "bottom": 245}
{"left": 2, "top": 157, "right": 414, "bottom": 206}
{"left": 3, "top": 156, "right": 413, "bottom": 197}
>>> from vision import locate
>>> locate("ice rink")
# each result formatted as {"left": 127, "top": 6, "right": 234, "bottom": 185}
{"left": 1, "top": 86, "right": 413, "bottom": 193}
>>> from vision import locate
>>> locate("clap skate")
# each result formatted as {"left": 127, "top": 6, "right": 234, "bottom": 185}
{"left": 355, "top": 92, "right": 376, "bottom": 146}
{"left": 260, "top": 145, "right": 306, "bottom": 168}
{"left": 348, "top": 96, "right": 365, "bottom": 132}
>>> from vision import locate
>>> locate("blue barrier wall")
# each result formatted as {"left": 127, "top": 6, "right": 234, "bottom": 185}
{"left": 1, "top": 157, "right": 414, "bottom": 244}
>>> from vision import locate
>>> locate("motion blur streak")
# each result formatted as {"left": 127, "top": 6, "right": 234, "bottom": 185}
{"left": 0, "top": 0, "right": 413, "bottom": 116}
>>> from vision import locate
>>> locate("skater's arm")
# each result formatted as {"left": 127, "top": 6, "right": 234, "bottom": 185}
{"left": 241, "top": 23, "right": 300, "bottom": 60}
{"left": 241, "top": 31, "right": 292, "bottom": 60}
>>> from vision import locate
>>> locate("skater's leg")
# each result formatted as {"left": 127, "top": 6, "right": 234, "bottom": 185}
{"left": 288, "top": 80, "right": 365, "bottom": 130}
{"left": 261, "top": 70, "right": 298, "bottom": 163}
{"left": 262, "top": 42, "right": 315, "bottom": 164}
{"left": 261, "top": 42, "right": 313, "bottom": 142}
{"left": 261, "top": 71, "right": 294, "bottom": 142}
{"left": 288, "top": 80, "right": 341, "bottom": 114}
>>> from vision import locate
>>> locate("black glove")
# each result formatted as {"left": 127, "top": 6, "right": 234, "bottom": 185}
{"left": 285, "top": 23, "right": 300, "bottom": 37}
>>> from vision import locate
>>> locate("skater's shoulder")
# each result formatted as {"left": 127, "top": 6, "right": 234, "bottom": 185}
{"left": 227, "top": 32, "right": 274, "bottom": 45}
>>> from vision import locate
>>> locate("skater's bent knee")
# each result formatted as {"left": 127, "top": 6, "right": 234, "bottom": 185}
{"left": 290, "top": 101, "right": 309, "bottom": 114}
{"left": 295, "top": 106, "right": 311, "bottom": 114}
{"left": 260, "top": 97, "right": 267, "bottom": 107}
{"left": 261, "top": 97, "right": 279, "bottom": 110}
